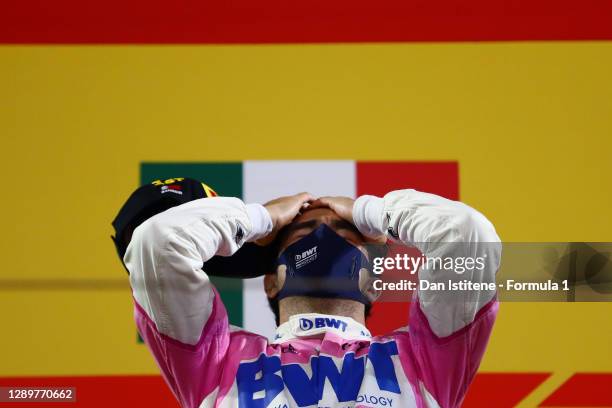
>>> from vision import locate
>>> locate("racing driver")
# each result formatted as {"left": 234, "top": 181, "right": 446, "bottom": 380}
{"left": 117, "top": 181, "right": 501, "bottom": 408}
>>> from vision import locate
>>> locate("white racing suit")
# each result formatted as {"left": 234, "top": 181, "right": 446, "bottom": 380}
{"left": 125, "top": 189, "right": 501, "bottom": 408}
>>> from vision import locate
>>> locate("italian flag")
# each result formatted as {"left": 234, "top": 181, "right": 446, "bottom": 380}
{"left": 141, "top": 160, "right": 458, "bottom": 338}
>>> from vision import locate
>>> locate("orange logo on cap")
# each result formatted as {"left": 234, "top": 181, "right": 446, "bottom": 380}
{"left": 202, "top": 183, "right": 218, "bottom": 197}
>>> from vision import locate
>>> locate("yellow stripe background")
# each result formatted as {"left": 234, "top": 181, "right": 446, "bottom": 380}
{"left": 1, "top": 44, "right": 611, "bottom": 404}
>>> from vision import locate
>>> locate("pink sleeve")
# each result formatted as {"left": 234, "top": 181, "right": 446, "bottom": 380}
{"left": 402, "top": 298, "right": 498, "bottom": 408}
{"left": 133, "top": 288, "right": 230, "bottom": 408}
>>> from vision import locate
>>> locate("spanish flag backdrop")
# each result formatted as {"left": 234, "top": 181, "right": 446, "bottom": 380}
{"left": 1, "top": 0, "right": 612, "bottom": 406}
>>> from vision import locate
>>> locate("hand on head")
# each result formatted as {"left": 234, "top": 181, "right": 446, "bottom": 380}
{"left": 256, "top": 192, "right": 314, "bottom": 246}
{"left": 261, "top": 194, "right": 385, "bottom": 324}
{"left": 257, "top": 193, "right": 386, "bottom": 247}
{"left": 308, "top": 196, "right": 355, "bottom": 225}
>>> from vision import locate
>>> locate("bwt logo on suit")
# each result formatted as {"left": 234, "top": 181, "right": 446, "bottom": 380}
{"left": 299, "top": 317, "right": 348, "bottom": 332}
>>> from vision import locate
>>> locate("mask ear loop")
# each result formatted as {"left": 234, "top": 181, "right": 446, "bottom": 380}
{"left": 359, "top": 247, "right": 379, "bottom": 302}
{"left": 359, "top": 266, "right": 381, "bottom": 303}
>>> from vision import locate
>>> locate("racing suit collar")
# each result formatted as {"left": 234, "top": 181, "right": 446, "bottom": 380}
{"left": 272, "top": 313, "right": 371, "bottom": 344}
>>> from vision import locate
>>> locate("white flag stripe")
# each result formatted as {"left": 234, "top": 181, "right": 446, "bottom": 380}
{"left": 242, "top": 160, "right": 357, "bottom": 203}
{"left": 242, "top": 160, "right": 356, "bottom": 338}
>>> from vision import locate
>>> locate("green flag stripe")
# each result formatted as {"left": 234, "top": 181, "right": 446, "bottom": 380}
{"left": 140, "top": 162, "right": 244, "bottom": 327}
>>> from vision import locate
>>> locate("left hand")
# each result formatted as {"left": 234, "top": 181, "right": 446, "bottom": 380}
{"left": 256, "top": 192, "right": 314, "bottom": 246}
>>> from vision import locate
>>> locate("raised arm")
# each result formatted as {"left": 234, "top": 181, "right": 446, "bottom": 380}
{"left": 123, "top": 193, "right": 311, "bottom": 407}
{"left": 123, "top": 197, "right": 271, "bottom": 407}
{"left": 352, "top": 189, "right": 501, "bottom": 407}
{"left": 125, "top": 196, "right": 272, "bottom": 344}
{"left": 353, "top": 189, "right": 501, "bottom": 337}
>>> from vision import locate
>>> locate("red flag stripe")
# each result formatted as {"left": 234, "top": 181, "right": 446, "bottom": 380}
{"left": 0, "top": 373, "right": 555, "bottom": 406}
{"left": 2, "top": 0, "right": 612, "bottom": 43}
{"left": 463, "top": 373, "right": 551, "bottom": 407}
{"left": 0, "top": 375, "right": 178, "bottom": 407}
{"left": 357, "top": 161, "right": 459, "bottom": 335}
{"left": 540, "top": 373, "right": 612, "bottom": 407}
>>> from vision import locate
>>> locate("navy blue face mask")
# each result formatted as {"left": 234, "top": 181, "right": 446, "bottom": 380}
{"left": 276, "top": 223, "right": 373, "bottom": 305}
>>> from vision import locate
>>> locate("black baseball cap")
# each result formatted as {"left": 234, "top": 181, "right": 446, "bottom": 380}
{"left": 112, "top": 177, "right": 275, "bottom": 278}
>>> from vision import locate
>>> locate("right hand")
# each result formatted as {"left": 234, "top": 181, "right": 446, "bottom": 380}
{"left": 256, "top": 192, "right": 314, "bottom": 246}
{"left": 308, "top": 196, "right": 355, "bottom": 224}
{"left": 309, "top": 196, "right": 387, "bottom": 244}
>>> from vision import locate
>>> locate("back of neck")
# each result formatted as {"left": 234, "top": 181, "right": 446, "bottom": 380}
{"left": 279, "top": 296, "right": 365, "bottom": 325}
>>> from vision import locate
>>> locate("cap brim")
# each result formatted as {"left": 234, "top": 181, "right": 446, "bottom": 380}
{"left": 203, "top": 242, "right": 276, "bottom": 279}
